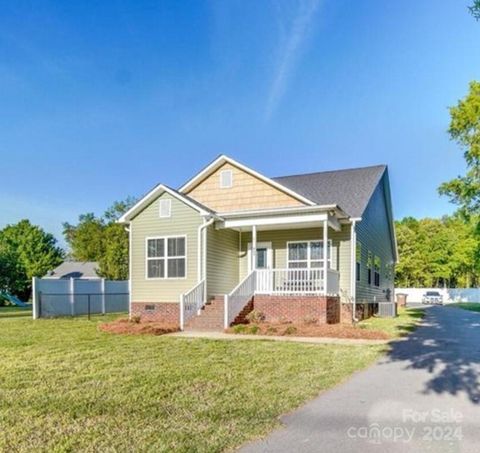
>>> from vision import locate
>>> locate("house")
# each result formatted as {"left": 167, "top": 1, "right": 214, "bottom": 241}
{"left": 44, "top": 261, "right": 100, "bottom": 279}
{"left": 119, "top": 155, "right": 397, "bottom": 330}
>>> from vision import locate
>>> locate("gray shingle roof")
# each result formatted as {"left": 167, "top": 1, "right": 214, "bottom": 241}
{"left": 45, "top": 261, "right": 100, "bottom": 279}
{"left": 273, "top": 165, "right": 387, "bottom": 218}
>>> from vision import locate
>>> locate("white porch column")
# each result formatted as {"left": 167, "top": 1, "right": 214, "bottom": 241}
{"left": 323, "top": 220, "right": 328, "bottom": 295}
{"left": 251, "top": 225, "right": 257, "bottom": 271}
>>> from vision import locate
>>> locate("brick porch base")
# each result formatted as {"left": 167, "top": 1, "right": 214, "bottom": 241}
{"left": 253, "top": 295, "right": 340, "bottom": 324}
{"left": 131, "top": 302, "right": 180, "bottom": 325}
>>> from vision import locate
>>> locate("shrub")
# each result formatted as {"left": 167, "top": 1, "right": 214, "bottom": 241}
{"left": 233, "top": 324, "right": 247, "bottom": 334}
{"left": 246, "top": 310, "right": 265, "bottom": 323}
{"left": 283, "top": 326, "right": 297, "bottom": 336}
{"left": 130, "top": 315, "right": 141, "bottom": 324}
{"left": 248, "top": 325, "right": 260, "bottom": 334}
{"left": 266, "top": 326, "right": 278, "bottom": 335}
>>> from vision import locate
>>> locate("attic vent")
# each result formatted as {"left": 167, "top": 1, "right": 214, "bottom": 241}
{"left": 159, "top": 199, "right": 171, "bottom": 218}
{"left": 220, "top": 169, "right": 233, "bottom": 188}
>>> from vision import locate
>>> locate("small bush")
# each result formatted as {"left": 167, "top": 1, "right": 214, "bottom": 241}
{"left": 248, "top": 325, "right": 260, "bottom": 334}
{"left": 266, "top": 326, "right": 278, "bottom": 335}
{"left": 246, "top": 310, "right": 265, "bottom": 323}
{"left": 130, "top": 315, "right": 141, "bottom": 324}
{"left": 233, "top": 324, "right": 247, "bottom": 334}
{"left": 283, "top": 326, "right": 297, "bottom": 336}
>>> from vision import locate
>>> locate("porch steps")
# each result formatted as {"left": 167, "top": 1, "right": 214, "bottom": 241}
{"left": 184, "top": 296, "right": 225, "bottom": 331}
{"left": 184, "top": 295, "right": 255, "bottom": 331}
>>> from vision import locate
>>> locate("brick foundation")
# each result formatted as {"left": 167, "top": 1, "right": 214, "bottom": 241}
{"left": 131, "top": 302, "right": 180, "bottom": 325}
{"left": 253, "top": 295, "right": 340, "bottom": 324}
{"left": 340, "top": 302, "right": 377, "bottom": 324}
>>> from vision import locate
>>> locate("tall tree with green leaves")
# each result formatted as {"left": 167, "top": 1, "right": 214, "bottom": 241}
{"left": 439, "top": 81, "right": 480, "bottom": 216}
{"left": 0, "top": 220, "right": 64, "bottom": 298}
{"left": 63, "top": 198, "right": 136, "bottom": 280}
{"left": 470, "top": 0, "right": 480, "bottom": 20}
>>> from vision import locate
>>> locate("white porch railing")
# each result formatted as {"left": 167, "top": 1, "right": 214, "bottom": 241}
{"left": 180, "top": 279, "right": 205, "bottom": 330}
{"left": 224, "top": 271, "right": 256, "bottom": 329}
{"left": 256, "top": 268, "right": 340, "bottom": 296}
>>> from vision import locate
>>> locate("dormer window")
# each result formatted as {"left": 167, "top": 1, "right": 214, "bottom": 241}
{"left": 159, "top": 199, "right": 171, "bottom": 218}
{"left": 219, "top": 169, "right": 233, "bottom": 188}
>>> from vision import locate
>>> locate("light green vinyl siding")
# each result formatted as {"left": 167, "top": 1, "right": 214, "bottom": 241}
{"left": 356, "top": 174, "right": 396, "bottom": 303}
{"left": 238, "top": 226, "right": 352, "bottom": 301}
{"left": 206, "top": 227, "right": 240, "bottom": 295}
{"left": 130, "top": 192, "right": 202, "bottom": 303}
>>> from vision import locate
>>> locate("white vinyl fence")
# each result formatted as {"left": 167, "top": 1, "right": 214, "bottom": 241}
{"left": 32, "top": 277, "right": 129, "bottom": 319}
{"left": 396, "top": 287, "right": 480, "bottom": 304}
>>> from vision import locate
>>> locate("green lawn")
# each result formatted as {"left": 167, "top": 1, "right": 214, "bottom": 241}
{"left": 358, "top": 307, "right": 425, "bottom": 338}
{"left": 449, "top": 302, "right": 480, "bottom": 313}
{"left": 0, "top": 315, "right": 382, "bottom": 452}
{"left": 0, "top": 305, "right": 32, "bottom": 319}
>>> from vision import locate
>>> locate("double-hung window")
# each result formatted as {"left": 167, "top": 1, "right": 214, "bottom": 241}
{"left": 356, "top": 242, "right": 362, "bottom": 282}
{"left": 287, "top": 240, "right": 331, "bottom": 269}
{"left": 374, "top": 256, "right": 381, "bottom": 287}
{"left": 146, "top": 236, "right": 186, "bottom": 279}
{"left": 367, "top": 251, "right": 373, "bottom": 285}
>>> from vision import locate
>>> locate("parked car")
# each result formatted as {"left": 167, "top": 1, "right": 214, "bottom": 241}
{"left": 422, "top": 291, "right": 443, "bottom": 305}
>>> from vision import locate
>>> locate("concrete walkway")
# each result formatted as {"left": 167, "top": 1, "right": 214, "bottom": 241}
{"left": 168, "top": 330, "right": 389, "bottom": 346}
{"left": 241, "top": 306, "right": 480, "bottom": 453}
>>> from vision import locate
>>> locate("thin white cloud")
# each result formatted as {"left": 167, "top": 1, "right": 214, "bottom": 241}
{"left": 265, "top": 0, "right": 321, "bottom": 120}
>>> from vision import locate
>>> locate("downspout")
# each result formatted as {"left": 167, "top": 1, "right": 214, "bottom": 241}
{"left": 197, "top": 217, "right": 215, "bottom": 282}
{"left": 350, "top": 220, "right": 359, "bottom": 323}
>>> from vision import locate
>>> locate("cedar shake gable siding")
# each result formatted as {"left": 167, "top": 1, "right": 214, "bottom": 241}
{"left": 184, "top": 162, "right": 306, "bottom": 213}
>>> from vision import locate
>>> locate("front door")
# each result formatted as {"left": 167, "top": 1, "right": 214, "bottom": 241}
{"left": 248, "top": 242, "right": 273, "bottom": 292}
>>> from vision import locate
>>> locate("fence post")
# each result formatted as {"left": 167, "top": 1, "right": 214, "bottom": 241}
{"left": 179, "top": 294, "right": 184, "bottom": 331}
{"left": 32, "top": 277, "right": 38, "bottom": 319}
{"left": 224, "top": 295, "right": 229, "bottom": 330}
{"left": 88, "top": 294, "right": 91, "bottom": 320}
{"left": 69, "top": 277, "right": 75, "bottom": 316}
{"left": 101, "top": 278, "right": 106, "bottom": 315}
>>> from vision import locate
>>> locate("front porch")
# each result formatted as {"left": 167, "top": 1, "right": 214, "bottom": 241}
{"left": 181, "top": 207, "right": 353, "bottom": 330}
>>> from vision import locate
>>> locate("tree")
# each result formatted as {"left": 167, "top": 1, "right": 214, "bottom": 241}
{"left": 439, "top": 81, "right": 480, "bottom": 217}
{"left": 0, "top": 220, "right": 64, "bottom": 299}
{"left": 63, "top": 198, "right": 136, "bottom": 280}
{"left": 470, "top": 0, "right": 480, "bottom": 20}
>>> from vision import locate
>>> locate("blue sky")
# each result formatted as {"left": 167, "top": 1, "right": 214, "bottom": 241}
{"left": 1, "top": 0, "right": 479, "bottom": 246}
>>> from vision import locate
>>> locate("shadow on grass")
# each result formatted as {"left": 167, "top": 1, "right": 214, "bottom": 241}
{"left": 386, "top": 306, "right": 480, "bottom": 404}
{"left": 0, "top": 307, "right": 32, "bottom": 319}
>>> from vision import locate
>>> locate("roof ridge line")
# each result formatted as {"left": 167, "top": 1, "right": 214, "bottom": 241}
{"left": 272, "top": 164, "right": 387, "bottom": 180}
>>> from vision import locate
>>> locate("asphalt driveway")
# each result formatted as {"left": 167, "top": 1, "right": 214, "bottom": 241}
{"left": 241, "top": 306, "right": 480, "bottom": 452}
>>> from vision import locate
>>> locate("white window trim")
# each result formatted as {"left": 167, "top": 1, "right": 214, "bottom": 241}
{"left": 145, "top": 235, "right": 187, "bottom": 280}
{"left": 247, "top": 241, "right": 273, "bottom": 272}
{"left": 159, "top": 199, "right": 172, "bottom": 218}
{"left": 286, "top": 240, "right": 332, "bottom": 269}
{"left": 219, "top": 169, "right": 233, "bottom": 188}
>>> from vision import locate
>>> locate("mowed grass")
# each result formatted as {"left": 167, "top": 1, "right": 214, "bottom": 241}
{"left": 0, "top": 305, "right": 32, "bottom": 319}
{"left": 450, "top": 302, "right": 480, "bottom": 313}
{"left": 0, "top": 315, "right": 382, "bottom": 452}
{"left": 359, "top": 307, "right": 425, "bottom": 338}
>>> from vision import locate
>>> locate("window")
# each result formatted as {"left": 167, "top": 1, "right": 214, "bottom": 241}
{"left": 287, "top": 240, "right": 332, "bottom": 269}
{"left": 159, "top": 199, "right": 171, "bottom": 218}
{"left": 367, "top": 251, "right": 373, "bottom": 285}
{"left": 146, "top": 236, "right": 186, "bottom": 279}
{"left": 374, "top": 256, "right": 381, "bottom": 287}
{"left": 356, "top": 242, "right": 362, "bottom": 282}
{"left": 219, "top": 169, "right": 233, "bottom": 188}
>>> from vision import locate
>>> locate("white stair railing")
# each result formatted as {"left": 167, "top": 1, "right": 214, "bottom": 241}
{"left": 224, "top": 271, "right": 256, "bottom": 329}
{"left": 180, "top": 279, "right": 205, "bottom": 330}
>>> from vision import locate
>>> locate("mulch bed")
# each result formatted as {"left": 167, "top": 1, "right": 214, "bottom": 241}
{"left": 99, "top": 318, "right": 179, "bottom": 336}
{"left": 227, "top": 322, "right": 390, "bottom": 340}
